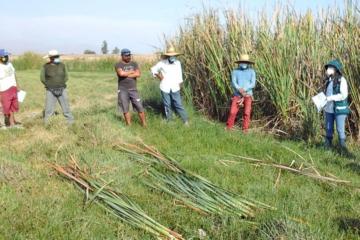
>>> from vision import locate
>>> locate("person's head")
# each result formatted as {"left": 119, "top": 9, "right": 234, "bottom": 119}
{"left": 121, "top": 48, "right": 132, "bottom": 63}
{"left": 0, "top": 49, "right": 10, "bottom": 64}
{"left": 163, "top": 46, "right": 181, "bottom": 64}
{"left": 44, "top": 50, "right": 61, "bottom": 64}
{"left": 325, "top": 59, "right": 343, "bottom": 78}
{"left": 235, "top": 54, "right": 254, "bottom": 70}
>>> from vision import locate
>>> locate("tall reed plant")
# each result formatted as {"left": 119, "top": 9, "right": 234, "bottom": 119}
{"left": 170, "top": 1, "right": 360, "bottom": 141}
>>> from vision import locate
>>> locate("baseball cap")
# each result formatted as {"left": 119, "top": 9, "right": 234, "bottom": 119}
{"left": 121, "top": 48, "right": 131, "bottom": 56}
{"left": 0, "top": 49, "right": 10, "bottom": 57}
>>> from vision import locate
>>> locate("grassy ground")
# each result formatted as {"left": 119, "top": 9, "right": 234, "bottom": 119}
{"left": 0, "top": 70, "right": 359, "bottom": 240}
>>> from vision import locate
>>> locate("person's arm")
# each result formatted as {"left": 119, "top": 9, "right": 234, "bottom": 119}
{"left": 178, "top": 62, "right": 183, "bottom": 85}
{"left": 116, "top": 68, "right": 134, "bottom": 77}
{"left": 150, "top": 62, "right": 163, "bottom": 80}
{"left": 231, "top": 70, "right": 245, "bottom": 95}
{"left": 327, "top": 77, "right": 348, "bottom": 101}
{"left": 245, "top": 70, "right": 256, "bottom": 92}
{"left": 64, "top": 64, "right": 69, "bottom": 82}
{"left": 128, "top": 63, "right": 141, "bottom": 78}
{"left": 128, "top": 68, "right": 140, "bottom": 78}
{"left": 15, "top": 73, "right": 20, "bottom": 90}
{"left": 40, "top": 66, "right": 46, "bottom": 85}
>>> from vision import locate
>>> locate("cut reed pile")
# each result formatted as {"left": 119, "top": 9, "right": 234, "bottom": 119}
{"left": 169, "top": 2, "right": 360, "bottom": 141}
{"left": 115, "top": 142, "right": 273, "bottom": 218}
{"left": 51, "top": 157, "right": 184, "bottom": 240}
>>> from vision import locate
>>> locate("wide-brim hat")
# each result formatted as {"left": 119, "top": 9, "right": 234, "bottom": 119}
{"left": 163, "top": 46, "right": 182, "bottom": 57}
{"left": 43, "top": 49, "right": 61, "bottom": 59}
{"left": 325, "top": 59, "right": 343, "bottom": 73}
{"left": 234, "top": 54, "right": 254, "bottom": 64}
{"left": 0, "top": 49, "right": 11, "bottom": 57}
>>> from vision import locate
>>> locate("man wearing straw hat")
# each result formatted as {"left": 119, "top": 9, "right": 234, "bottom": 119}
{"left": 41, "top": 50, "right": 74, "bottom": 125}
{"left": 150, "top": 47, "right": 189, "bottom": 125}
{"left": 226, "top": 54, "right": 256, "bottom": 132}
{"left": 0, "top": 49, "right": 22, "bottom": 129}
{"left": 115, "top": 48, "right": 146, "bottom": 127}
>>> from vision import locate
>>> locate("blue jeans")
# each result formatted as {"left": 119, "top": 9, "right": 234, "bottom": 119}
{"left": 325, "top": 112, "right": 347, "bottom": 140}
{"left": 161, "top": 90, "right": 188, "bottom": 122}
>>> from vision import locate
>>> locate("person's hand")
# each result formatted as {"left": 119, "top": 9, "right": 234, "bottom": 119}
{"left": 239, "top": 88, "right": 246, "bottom": 96}
{"left": 237, "top": 97, "right": 244, "bottom": 107}
{"left": 155, "top": 73, "right": 164, "bottom": 81}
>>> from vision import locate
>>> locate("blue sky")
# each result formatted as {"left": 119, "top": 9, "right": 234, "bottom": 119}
{"left": 1, "top": 0, "right": 344, "bottom": 54}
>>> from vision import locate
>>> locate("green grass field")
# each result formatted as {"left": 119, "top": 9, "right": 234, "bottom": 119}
{"left": 0, "top": 70, "right": 359, "bottom": 239}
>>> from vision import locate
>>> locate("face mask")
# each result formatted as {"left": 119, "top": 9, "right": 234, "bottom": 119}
{"left": 239, "top": 63, "right": 248, "bottom": 70}
{"left": 326, "top": 67, "right": 335, "bottom": 77}
{"left": 1, "top": 56, "right": 9, "bottom": 64}
{"left": 53, "top": 58, "right": 61, "bottom": 64}
{"left": 168, "top": 56, "right": 176, "bottom": 64}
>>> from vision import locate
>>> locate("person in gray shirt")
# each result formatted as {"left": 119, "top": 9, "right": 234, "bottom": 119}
{"left": 115, "top": 49, "right": 146, "bottom": 127}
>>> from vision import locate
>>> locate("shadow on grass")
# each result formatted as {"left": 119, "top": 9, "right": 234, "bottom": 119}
{"left": 345, "top": 162, "right": 360, "bottom": 175}
{"left": 336, "top": 217, "right": 360, "bottom": 236}
{"left": 143, "top": 98, "right": 164, "bottom": 116}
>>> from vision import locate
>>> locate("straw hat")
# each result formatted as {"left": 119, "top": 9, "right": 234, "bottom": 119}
{"left": 235, "top": 54, "right": 254, "bottom": 64}
{"left": 43, "top": 49, "right": 61, "bottom": 59}
{"left": 163, "top": 46, "right": 182, "bottom": 57}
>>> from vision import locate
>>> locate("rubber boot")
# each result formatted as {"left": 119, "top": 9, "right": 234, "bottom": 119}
{"left": 324, "top": 137, "right": 332, "bottom": 149}
{"left": 339, "top": 138, "right": 354, "bottom": 159}
{"left": 138, "top": 112, "right": 147, "bottom": 127}
{"left": 124, "top": 112, "right": 131, "bottom": 126}
{"left": 339, "top": 138, "right": 346, "bottom": 148}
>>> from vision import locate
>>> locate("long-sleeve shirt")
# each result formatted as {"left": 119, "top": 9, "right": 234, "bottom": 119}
{"left": 231, "top": 67, "right": 256, "bottom": 96}
{"left": 0, "top": 62, "right": 17, "bottom": 92}
{"left": 40, "top": 62, "right": 68, "bottom": 89}
{"left": 324, "top": 76, "right": 348, "bottom": 113}
{"left": 150, "top": 60, "right": 183, "bottom": 93}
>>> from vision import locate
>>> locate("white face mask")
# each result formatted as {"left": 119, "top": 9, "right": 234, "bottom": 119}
{"left": 239, "top": 63, "right": 248, "bottom": 70}
{"left": 53, "top": 58, "right": 61, "bottom": 64}
{"left": 326, "top": 67, "right": 335, "bottom": 77}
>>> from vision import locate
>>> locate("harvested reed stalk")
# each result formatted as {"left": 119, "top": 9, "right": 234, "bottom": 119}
{"left": 51, "top": 160, "right": 183, "bottom": 240}
{"left": 145, "top": 168, "right": 272, "bottom": 219}
{"left": 227, "top": 154, "right": 351, "bottom": 185}
{"left": 115, "top": 142, "right": 273, "bottom": 218}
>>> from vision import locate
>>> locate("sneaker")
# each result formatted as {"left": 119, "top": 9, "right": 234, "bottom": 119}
{"left": 0, "top": 125, "right": 7, "bottom": 130}
{"left": 184, "top": 121, "right": 190, "bottom": 126}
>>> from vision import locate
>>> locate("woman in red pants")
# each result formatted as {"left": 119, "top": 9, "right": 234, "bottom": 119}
{"left": 226, "top": 54, "right": 256, "bottom": 133}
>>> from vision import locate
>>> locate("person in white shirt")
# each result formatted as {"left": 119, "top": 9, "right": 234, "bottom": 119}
{"left": 150, "top": 47, "right": 189, "bottom": 124}
{"left": 0, "top": 49, "right": 21, "bottom": 129}
{"left": 323, "top": 59, "right": 350, "bottom": 153}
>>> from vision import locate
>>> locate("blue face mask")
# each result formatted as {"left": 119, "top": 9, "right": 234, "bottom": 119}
{"left": 168, "top": 56, "right": 176, "bottom": 64}
{"left": 53, "top": 58, "right": 61, "bottom": 64}
{"left": 239, "top": 63, "right": 248, "bottom": 70}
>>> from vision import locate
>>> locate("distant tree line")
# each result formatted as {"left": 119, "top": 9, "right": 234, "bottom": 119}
{"left": 83, "top": 40, "right": 120, "bottom": 55}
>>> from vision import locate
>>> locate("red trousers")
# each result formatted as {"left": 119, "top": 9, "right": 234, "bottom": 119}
{"left": 0, "top": 86, "right": 19, "bottom": 115}
{"left": 226, "top": 95, "right": 252, "bottom": 131}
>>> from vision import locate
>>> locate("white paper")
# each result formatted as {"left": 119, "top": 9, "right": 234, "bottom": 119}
{"left": 17, "top": 90, "right": 26, "bottom": 103}
{"left": 312, "top": 92, "right": 327, "bottom": 112}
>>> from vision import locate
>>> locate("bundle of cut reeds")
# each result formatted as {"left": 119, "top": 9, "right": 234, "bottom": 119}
{"left": 52, "top": 158, "right": 183, "bottom": 240}
{"left": 115, "top": 142, "right": 273, "bottom": 218}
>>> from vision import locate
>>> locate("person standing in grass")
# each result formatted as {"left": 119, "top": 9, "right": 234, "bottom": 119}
{"left": 323, "top": 59, "right": 351, "bottom": 154}
{"left": 115, "top": 48, "right": 146, "bottom": 127}
{"left": 0, "top": 49, "right": 22, "bottom": 129}
{"left": 226, "top": 54, "right": 256, "bottom": 133}
{"left": 150, "top": 47, "right": 189, "bottom": 125}
{"left": 41, "top": 50, "right": 74, "bottom": 125}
